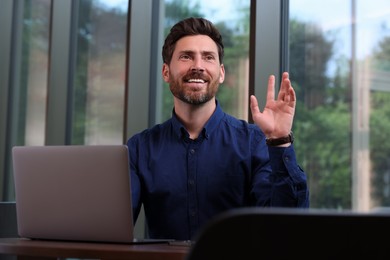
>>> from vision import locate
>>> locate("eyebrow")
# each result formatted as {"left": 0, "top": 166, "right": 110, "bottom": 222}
{"left": 178, "top": 50, "right": 217, "bottom": 56}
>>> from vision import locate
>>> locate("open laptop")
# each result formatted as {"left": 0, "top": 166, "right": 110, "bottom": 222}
{"left": 11, "top": 145, "right": 172, "bottom": 244}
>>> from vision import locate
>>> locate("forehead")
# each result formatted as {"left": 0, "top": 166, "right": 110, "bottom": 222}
{"left": 174, "top": 35, "right": 218, "bottom": 54}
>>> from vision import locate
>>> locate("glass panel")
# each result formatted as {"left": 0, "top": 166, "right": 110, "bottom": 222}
{"left": 360, "top": 1, "right": 390, "bottom": 210}
{"left": 290, "top": 0, "right": 353, "bottom": 210}
{"left": 162, "top": 0, "right": 250, "bottom": 121}
{"left": 4, "top": 0, "right": 51, "bottom": 201}
{"left": 22, "top": 0, "right": 51, "bottom": 146}
{"left": 72, "top": 0, "right": 128, "bottom": 145}
{"left": 290, "top": 0, "right": 390, "bottom": 210}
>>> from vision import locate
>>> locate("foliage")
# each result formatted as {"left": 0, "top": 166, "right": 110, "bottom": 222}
{"left": 370, "top": 92, "right": 390, "bottom": 206}
{"left": 289, "top": 20, "right": 334, "bottom": 109}
{"left": 290, "top": 18, "right": 353, "bottom": 209}
{"left": 294, "top": 99, "right": 352, "bottom": 208}
{"left": 366, "top": 36, "right": 390, "bottom": 207}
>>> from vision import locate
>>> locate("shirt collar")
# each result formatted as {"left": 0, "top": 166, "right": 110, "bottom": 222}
{"left": 171, "top": 100, "right": 224, "bottom": 140}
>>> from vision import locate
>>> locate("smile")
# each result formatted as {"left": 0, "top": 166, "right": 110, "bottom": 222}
{"left": 187, "top": 79, "right": 206, "bottom": 83}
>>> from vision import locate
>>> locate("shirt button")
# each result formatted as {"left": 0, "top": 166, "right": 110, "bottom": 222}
{"left": 190, "top": 149, "right": 195, "bottom": 154}
{"left": 188, "top": 180, "right": 195, "bottom": 185}
{"left": 190, "top": 210, "right": 197, "bottom": 217}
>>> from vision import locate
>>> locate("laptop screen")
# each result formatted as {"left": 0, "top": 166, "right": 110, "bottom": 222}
{"left": 12, "top": 145, "right": 134, "bottom": 243}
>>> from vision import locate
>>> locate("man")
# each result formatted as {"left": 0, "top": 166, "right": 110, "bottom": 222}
{"left": 127, "top": 17, "right": 309, "bottom": 240}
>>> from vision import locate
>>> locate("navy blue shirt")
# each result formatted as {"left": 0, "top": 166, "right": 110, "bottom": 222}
{"left": 127, "top": 101, "right": 309, "bottom": 240}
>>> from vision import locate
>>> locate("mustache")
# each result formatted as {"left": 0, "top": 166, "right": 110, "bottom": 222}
{"left": 183, "top": 71, "right": 208, "bottom": 82}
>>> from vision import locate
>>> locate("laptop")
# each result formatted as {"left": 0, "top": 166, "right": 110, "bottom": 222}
{"left": 11, "top": 145, "right": 172, "bottom": 244}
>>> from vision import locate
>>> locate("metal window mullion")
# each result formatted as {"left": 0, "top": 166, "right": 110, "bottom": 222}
{"left": 45, "top": 0, "right": 74, "bottom": 145}
{"left": 0, "top": 0, "right": 24, "bottom": 200}
{"left": 149, "top": 0, "right": 164, "bottom": 126}
{"left": 249, "top": 0, "right": 284, "bottom": 119}
{"left": 280, "top": 0, "right": 290, "bottom": 75}
{"left": 124, "top": 0, "right": 153, "bottom": 141}
{"left": 0, "top": 0, "right": 13, "bottom": 200}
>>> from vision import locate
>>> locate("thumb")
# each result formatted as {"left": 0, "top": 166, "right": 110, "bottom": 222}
{"left": 250, "top": 95, "right": 261, "bottom": 115}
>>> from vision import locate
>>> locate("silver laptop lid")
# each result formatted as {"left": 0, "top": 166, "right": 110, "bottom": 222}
{"left": 12, "top": 145, "right": 133, "bottom": 243}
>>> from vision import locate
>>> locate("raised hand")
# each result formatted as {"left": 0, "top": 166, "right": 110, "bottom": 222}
{"left": 250, "top": 72, "right": 296, "bottom": 139}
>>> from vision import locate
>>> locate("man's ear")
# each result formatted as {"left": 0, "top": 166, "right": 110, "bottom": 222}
{"left": 162, "top": 63, "right": 170, "bottom": 83}
{"left": 219, "top": 64, "right": 225, "bottom": 83}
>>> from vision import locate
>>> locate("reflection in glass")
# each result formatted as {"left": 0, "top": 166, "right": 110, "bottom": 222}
{"left": 23, "top": 0, "right": 51, "bottom": 146}
{"left": 72, "top": 0, "right": 128, "bottom": 144}
{"left": 363, "top": 3, "right": 390, "bottom": 208}
{"left": 290, "top": 0, "right": 390, "bottom": 210}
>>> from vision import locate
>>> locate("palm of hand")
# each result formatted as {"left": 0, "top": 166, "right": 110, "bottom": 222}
{"left": 250, "top": 72, "right": 296, "bottom": 138}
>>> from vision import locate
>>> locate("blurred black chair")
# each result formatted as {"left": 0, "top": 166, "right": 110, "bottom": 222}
{"left": 0, "top": 202, "right": 17, "bottom": 238}
{"left": 0, "top": 202, "right": 18, "bottom": 260}
{"left": 186, "top": 207, "right": 390, "bottom": 260}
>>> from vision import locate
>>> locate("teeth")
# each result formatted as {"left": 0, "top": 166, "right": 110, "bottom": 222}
{"left": 188, "top": 79, "right": 205, "bottom": 83}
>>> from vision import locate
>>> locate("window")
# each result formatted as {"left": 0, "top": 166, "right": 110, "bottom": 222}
{"left": 71, "top": 0, "right": 128, "bottom": 145}
{"left": 0, "top": 0, "right": 51, "bottom": 201}
{"left": 22, "top": 0, "right": 50, "bottom": 146}
{"left": 2, "top": 0, "right": 389, "bottom": 213}
{"left": 290, "top": 0, "right": 390, "bottom": 210}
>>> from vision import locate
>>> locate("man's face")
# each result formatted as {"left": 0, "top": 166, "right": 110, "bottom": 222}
{"left": 162, "top": 35, "right": 225, "bottom": 105}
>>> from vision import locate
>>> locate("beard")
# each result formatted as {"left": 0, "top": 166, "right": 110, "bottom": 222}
{"left": 169, "top": 71, "right": 220, "bottom": 105}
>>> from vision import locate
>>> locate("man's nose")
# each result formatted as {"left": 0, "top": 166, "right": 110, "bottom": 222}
{"left": 190, "top": 57, "right": 205, "bottom": 72}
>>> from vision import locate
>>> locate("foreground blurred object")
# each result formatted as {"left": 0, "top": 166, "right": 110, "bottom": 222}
{"left": 186, "top": 207, "right": 390, "bottom": 260}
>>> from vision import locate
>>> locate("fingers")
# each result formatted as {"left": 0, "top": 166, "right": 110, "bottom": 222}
{"left": 278, "top": 72, "right": 295, "bottom": 101}
{"left": 280, "top": 72, "right": 290, "bottom": 92}
{"left": 250, "top": 95, "right": 260, "bottom": 114}
{"left": 267, "top": 75, "right": 276, "bottom": 101}
{"left": 270, "top": 73, "right": 292, "bottom": 101}
{"left": 282, "top": 72, "right": 289, "bottom": 81}
{"left": 258, "top": 72, "right": 295, "bottom": 103}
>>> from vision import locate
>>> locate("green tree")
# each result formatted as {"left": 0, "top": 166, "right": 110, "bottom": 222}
{"left": 370, "top": 36, "right": 390, "bottom": 206}
{"left": 289, "top": 19, "right": 334, "bottom": 108}
{"left": 290, "top": 19, "right": 352, "bottom": 209}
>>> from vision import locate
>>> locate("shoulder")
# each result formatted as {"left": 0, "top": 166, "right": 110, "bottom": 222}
{"left": 127, "top": 119, "right": 172, "bottom": 146}
{"left": 222, "top": 113, "right": 263, "bottom": 136}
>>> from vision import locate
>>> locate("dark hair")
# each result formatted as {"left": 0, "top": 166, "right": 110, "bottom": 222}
{"left": 162, "top": 17, "right": 224, "bottom": 65}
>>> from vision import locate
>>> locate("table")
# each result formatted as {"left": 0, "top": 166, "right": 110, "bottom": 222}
{"left": 0, "top": 238, "right": 190, "bottom": 260}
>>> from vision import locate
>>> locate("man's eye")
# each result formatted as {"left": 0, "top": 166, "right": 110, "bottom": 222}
{"left": 205, "top": 55, "right": 215, "bottom": 61}
{"left": 180, "top": 55, "right": 191, "bottom": 60}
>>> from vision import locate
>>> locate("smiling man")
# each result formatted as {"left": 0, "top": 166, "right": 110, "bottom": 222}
{"left": 127, "top": 17, "right": 309, "bottom": 241}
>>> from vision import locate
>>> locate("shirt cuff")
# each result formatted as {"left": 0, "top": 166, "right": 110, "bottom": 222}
{"left": 268, "top": 144, "right": 298, "bottom": 174}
